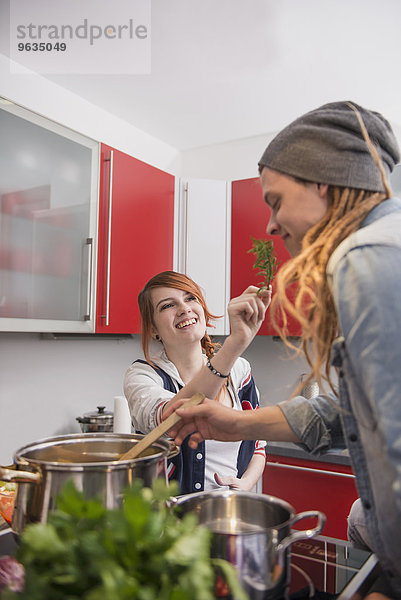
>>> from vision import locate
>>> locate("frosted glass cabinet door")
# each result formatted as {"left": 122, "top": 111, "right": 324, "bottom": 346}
{"left": 0, "top": 99, "right": 99, "bottom": 332}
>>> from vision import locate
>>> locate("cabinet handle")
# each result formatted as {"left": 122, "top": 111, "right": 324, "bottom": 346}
{"left": 184, "top": 181, "right": 189, "bottom": 273}
{"left": 104, "top": 149, "right": 114, "bottom": 326}
{"left": 267, "top": 461, "right": 355, "bottom": 479}
{"left": 84, "top": 237, "right": 93, "bottom": 321}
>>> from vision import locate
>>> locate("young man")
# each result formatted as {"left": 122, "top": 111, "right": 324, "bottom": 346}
{"left": 169, "top": 102, "right": 401, "bottom": 599}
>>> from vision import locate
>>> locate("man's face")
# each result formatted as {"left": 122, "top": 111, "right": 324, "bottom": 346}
{"left": 260, "top": 168, "right": 329, "bottom": 257}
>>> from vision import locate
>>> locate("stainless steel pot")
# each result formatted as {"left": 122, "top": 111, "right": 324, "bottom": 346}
{"left": 0, "top": 433, "right": 177, "bottom": 534}
{"left": 175, "top": 490, "right": 326, "bottom": 600}
{"left": 76, "top": 406, "right": 114, "bottom": 433}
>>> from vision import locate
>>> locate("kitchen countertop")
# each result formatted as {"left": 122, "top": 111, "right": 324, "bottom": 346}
{"left": 266, "top": 441, "right": 351, "bottom": 467}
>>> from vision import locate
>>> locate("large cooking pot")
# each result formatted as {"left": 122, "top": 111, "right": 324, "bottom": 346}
{"left": 0, "top": 433, "right": 177, "bottom": 534}
{"left": 175, "top": 490, "right": 326, "bottom": 600}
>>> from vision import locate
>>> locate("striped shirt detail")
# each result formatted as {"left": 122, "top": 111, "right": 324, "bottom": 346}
{"left": 155, "top": 401, "right": 168, "bottom": 426}
{"left": 238, "top": 372, "right": 252, "bottom": 391}
{"left": 254, "top": 439, "right": 267, "bottom": 457}
{"left": 167, "top": 462, "right": 176, "bottom": 478}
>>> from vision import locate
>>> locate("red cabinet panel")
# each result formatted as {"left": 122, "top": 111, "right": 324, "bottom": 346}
{"left": 96, "top": 144, "right": 175, "bottom": 333}
{"left": 263, "top": 454, "right": 358, "bottom": 540}
{"left": 231, "top": 178, "right": 301, "bottom": 335}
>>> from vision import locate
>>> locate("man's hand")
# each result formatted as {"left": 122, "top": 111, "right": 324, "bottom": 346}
{"left": 168, "top": 399, "right": 249, "bottom": 448}
{"left": 169, "top": 401, "right": 298, "bottom": 448}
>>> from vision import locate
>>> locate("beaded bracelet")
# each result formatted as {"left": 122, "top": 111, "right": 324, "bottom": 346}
{"left": 206, "top": 357, "right": 230, "bottom": 379}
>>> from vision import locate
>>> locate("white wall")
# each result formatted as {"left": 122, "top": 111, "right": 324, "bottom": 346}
{"left": 0, "top": 332, "right": 308, "bottom": 464}
{"left": 0, "top": 52, "right": 282, "bottom": 183}
{"left": 0, "top": 333, "right": 140, "bottom": 463}
{"left": 180, "top": 133, "right": 276, "bottom": 181}
{"left": 0, "top": 53, "right": 181, "bottom": 174}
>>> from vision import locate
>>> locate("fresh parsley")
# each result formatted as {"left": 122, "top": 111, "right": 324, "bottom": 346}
{"left": 248, "top": 236, "right": 279, "bottom": 290}
{"left": 2, "top": 480, "right": 247, "bottom": 600}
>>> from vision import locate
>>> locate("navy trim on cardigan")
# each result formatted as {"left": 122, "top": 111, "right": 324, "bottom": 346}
{"left": 133, "top": 359, "right": 258, "bottom": 494}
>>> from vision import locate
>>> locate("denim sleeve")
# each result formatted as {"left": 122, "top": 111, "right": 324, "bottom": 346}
{"left": 332, "top": 244, "right": 401, "bottom": 512}
{"left": 279, "top": 393, "right": 344, "bottom": 454}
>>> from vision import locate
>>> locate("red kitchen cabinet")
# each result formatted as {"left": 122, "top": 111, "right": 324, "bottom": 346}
{"left": 263, "top": 453, "right": 359, "bottom": 540}
{"left": 96, "top": 144, "right": 175, "bottom": 333}
{"left": 231, "top": 178, "right": 301, "bottom": 335}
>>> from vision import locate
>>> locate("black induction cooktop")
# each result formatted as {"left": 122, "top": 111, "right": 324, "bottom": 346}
{"left": 288, "top": 535, "right": 379, "bottom": 599}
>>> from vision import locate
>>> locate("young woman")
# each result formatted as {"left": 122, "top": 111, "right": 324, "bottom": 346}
{"left": 169, "top": 102, "right": 401, "bottom": 599}
{"left": 123, "top": 271, "right": 270, "bottom": 494}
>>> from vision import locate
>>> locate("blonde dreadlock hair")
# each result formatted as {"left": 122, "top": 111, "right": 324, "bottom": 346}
{"left": 270, "top": 186, "right": 388, "bottom": 397}
{"left": 269, "top": 103, "right": 394, "bottom": 397}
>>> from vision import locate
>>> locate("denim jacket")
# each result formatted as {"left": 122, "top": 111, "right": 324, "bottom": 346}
{"left": 280, "top": 198, "right": 401, "bottom": 596}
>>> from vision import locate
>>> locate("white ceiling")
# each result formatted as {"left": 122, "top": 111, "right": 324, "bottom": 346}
{"left": 5, "top": 0, "right": 401, "bottom": 151}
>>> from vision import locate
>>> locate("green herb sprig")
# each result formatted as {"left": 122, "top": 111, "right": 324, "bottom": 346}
{"left": 2, "top": 480, "right": 247, "bottom": 600}
{"left": 248, "top": 236, "right": 279, "bottom": 290}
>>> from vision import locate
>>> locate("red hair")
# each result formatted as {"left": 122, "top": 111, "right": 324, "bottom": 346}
{"left": 138, "top": 271, "right": 221, "bottom": 364}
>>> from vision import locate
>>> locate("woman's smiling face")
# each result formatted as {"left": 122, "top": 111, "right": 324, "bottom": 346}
{"left": 151, "top": 286, "right": 206, "bottom": 348}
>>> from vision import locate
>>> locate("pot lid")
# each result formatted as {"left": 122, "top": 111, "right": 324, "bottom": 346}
{"left": 14, "top": 433, "right": 170, "bottom": 466}
{"left": 76, "top": 406, "right": 114, "bottom": 424}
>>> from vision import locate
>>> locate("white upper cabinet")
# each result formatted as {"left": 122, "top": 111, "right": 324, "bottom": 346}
{"left": 174, "top": 178, "right": 231, "bottom": 336}
{"left": 0, "top": 98, "right": 99, "bottom": 332}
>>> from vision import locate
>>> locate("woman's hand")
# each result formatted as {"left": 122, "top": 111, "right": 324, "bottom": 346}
{"left": 214, "top": 472, "right": 254, "bottom": 491}
{"left": 226, "top": 285, "right": 271, "bottom": 355}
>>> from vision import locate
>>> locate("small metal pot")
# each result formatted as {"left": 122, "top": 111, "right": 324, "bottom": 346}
{"left": 76, "top": 406, "right": 114, "bottom": 433}
{"left": 0, "top": 433, "right": 178, "bottom": 534}
{"left": 175, "top": 490, "right": 325, "bottom": 600}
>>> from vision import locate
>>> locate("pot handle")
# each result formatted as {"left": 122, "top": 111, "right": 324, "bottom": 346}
{"left": 277, "top": 510, "right": 326, "bottom": 553}
{"left": 0, "top": 464, "right": 41, "bottom": 484}
{"left": 166, "top": 495, "right": 178, "bottom": 509}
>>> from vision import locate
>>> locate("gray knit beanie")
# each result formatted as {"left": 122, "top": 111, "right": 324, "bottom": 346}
{"left": 258, "top": 101, "right": 400, "bottom": 192}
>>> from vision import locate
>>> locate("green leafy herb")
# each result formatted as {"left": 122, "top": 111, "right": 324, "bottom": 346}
{"left": 3, "top": 479, "right": 247, "bottom": 600}
{"left": 248, "top": 236, "right": 279, "bottom": 290}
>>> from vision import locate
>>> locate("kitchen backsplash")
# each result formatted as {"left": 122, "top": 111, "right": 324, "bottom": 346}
{"left": 0, "top": 333, "right": 308, "bottom": 464}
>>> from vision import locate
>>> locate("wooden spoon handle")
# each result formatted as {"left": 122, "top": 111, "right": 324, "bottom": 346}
{"left": 120, "top": 393, "right": 205, "bottom": 461}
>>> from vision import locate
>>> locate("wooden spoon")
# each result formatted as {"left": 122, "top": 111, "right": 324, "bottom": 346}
{"left": 119, "top": 393, "right": 205, "bottom": 461}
